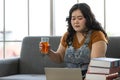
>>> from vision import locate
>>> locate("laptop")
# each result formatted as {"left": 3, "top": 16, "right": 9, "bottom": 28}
{"left": 45, "top": 67, "right": 83, "bottom": 80}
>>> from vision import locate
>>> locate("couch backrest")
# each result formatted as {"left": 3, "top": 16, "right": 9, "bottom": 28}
{"left": 19, "top": 36, "right": 120, "bottom": 74}
{"left": 106, "top": 37, "right": 120, "bottom": 58}
{"left": 19, "top": 36, "right": 66, "bottom": 74}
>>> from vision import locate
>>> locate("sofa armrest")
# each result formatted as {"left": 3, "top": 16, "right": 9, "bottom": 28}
{"left": 0, "top": 57, "right": 20, "bottom": 77}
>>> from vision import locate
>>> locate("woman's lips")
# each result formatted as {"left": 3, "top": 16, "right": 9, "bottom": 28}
{"left": 75, "top": 25, "right": 80, "bottom": 27}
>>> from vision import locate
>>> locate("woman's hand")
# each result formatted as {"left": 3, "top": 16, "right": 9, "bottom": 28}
{"left": 39, "top": 42, "right": 42, "bottom": 52}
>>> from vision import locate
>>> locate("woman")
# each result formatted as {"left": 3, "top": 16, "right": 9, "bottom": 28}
{"left": 39, "top": 3, "right": 108, "bottom": 79}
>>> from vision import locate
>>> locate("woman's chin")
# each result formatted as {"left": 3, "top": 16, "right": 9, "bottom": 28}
{"left": 74, "top": 29, "right": 82, "bottom": 32}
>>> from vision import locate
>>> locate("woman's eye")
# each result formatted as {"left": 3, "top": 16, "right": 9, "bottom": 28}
{"left": 78, "top": 17, "right": 83, "bottom": 20}
{"left": 71, "top": 17, "right": 83, "bottom": 20}
{"left": 71, "top": 18, "right": 76, "bottom": 20}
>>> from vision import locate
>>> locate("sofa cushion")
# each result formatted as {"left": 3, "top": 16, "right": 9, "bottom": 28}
{"left": 106, "top": 37, "right": 120, "bottom": 58}
{"left": 19, "top": 36, "right": 66, "bottom": 74}
{"left": 0, "top": 74, "right": 46, "bottom": 80}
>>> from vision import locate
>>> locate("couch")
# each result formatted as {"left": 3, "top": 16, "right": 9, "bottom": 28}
{"left": 0, "top": 36, "right": 120, "bottom": 80}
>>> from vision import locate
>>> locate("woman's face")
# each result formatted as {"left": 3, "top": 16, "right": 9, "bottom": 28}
{"left": 71, "top": 9, "right": 86, "bottom": 32}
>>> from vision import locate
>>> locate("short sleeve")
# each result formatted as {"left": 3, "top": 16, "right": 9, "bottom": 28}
{"left": 60, "top": 32, "right": 68, "bottom": 48}
{"left": 91, "top": 31, "right": 108, "bottom": 44}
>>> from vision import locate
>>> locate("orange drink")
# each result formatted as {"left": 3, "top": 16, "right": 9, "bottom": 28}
{"left": 41, "top": 37, "right": 49, "bottom": 54}
{"left": 41, "top": 42, "right": 49, "bottom": 54}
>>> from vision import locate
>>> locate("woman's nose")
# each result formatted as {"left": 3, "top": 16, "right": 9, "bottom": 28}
{"left": 74, "top": 19, "right": 79, "bottom": 24}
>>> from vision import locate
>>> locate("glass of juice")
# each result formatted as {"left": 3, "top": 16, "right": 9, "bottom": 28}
{"left": 40, "top": 37, "right": 49, "bottom": 54}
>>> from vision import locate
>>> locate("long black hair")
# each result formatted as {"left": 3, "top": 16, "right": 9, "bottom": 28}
{"left": 66, "top": 3, "right": 108, "bottom": 46}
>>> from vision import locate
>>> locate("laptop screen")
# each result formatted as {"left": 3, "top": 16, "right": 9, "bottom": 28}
{"left": 45, "top": 68, "right": 83, "bottom": 80}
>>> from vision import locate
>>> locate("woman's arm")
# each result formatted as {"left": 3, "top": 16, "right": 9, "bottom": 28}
{"left": 86, "top": 40, "right": 107, "bottom": 74}
{"left": 47, "top": 43, "right": 66, "bottom": 63}
{"left": 90, "top": 41, "right": 107, "bottom": 58}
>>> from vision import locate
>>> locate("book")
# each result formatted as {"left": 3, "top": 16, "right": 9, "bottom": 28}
{"left": 113, "top": 77, "right": 120, "bottom": 80}
{"left": 88, "top": 66, "right": 120, "bottom": 74}
{"left": 89, "top": 57, "right": 120, "bottom": 68}
{"left": 86, "top": 72, "right": 118, "bottom": 80}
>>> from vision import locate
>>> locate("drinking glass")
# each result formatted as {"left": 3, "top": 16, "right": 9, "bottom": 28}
{"left": 40, "top": 37, "right": 49, "bottom": 54}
